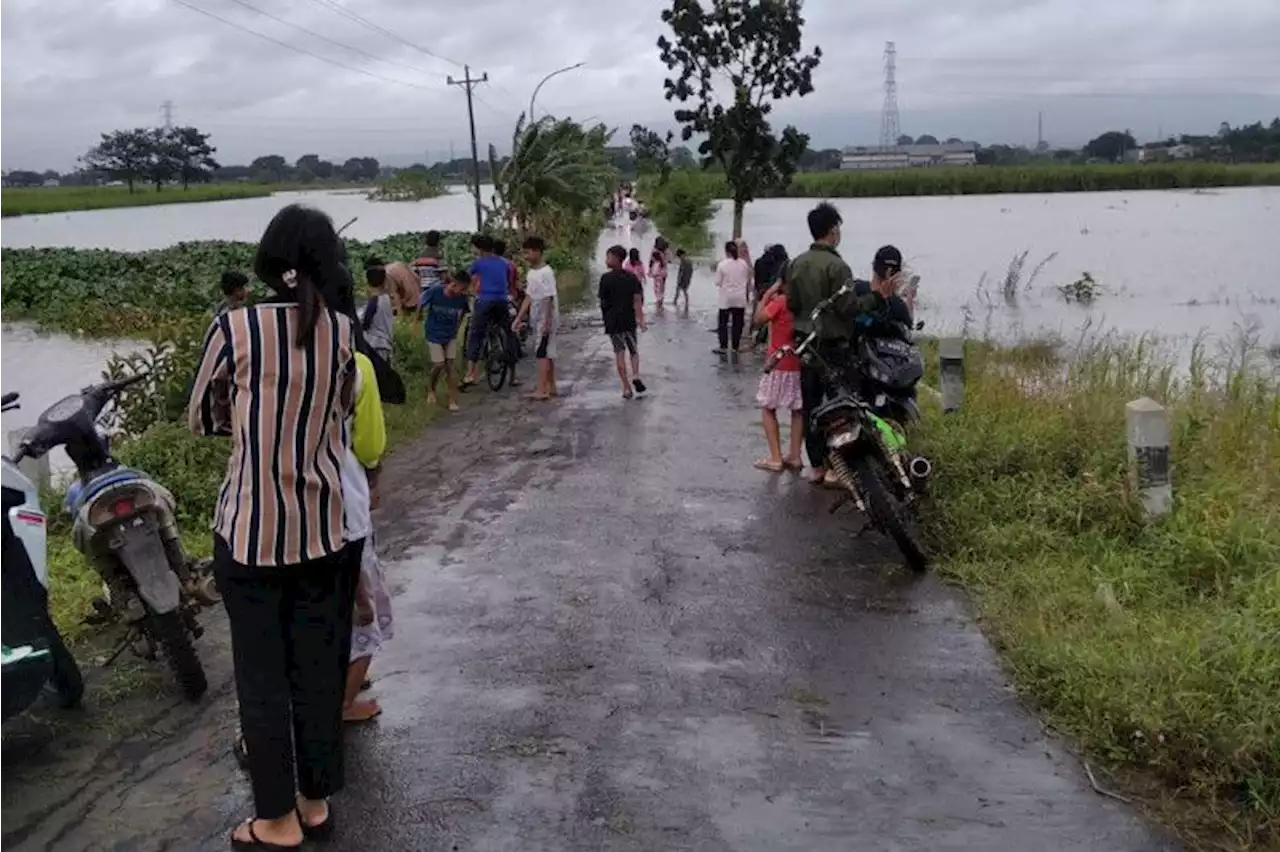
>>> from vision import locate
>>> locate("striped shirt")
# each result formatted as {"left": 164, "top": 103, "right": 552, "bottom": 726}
{"left": 188, "top": 303, "right": 356, "bottom": 567}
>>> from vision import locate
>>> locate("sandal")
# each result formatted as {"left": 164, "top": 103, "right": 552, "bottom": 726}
{"left": 343, "top": 699, "right": 382, "bottom": 723}
{"left": 230, "top": 819, "right": 301, "bottom": 851}
{"left": 753, "top": 458, "right": 784, "bottom": 473}
{"left": 622, "top": 390, "right": 634, "bottom": 400}
{"left": 233, "top": 734, "right": 250, "bottom": 771}
{"left": 782, "top": 458, "right": 803, "bottom": 471}
{"left": 297, "top": 802, "right": 335, "bottom": 843}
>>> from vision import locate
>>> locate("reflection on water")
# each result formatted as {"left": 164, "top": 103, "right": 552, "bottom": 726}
{"left": 0, "top": 324, "right": 144, "bottom": 477}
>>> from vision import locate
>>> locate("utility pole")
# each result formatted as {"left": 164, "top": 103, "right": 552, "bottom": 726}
{"left": 161, "top": 100, "right": 174, "bottom": 130}
{"left": 448, "top": 65, "right": 488, "bottom": 231}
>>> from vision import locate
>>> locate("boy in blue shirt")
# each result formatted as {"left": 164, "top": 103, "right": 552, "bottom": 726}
{"left": 461, "top": 233, "right": 519, "bottom": 389}
{"left": 418, "top": 268, "right": 472, "bottom": 412}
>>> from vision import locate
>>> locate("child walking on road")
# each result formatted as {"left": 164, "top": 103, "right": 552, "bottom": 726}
{"left": 649, "top": 248, "right": 668, "bottom": 309}
{"left": 513, "top": 236, "right": 560, "bottom": 401}
{"left": 599, "top": 244, "right": 648, "bottom": 399}
{"left": 418, "top": 268, "right": 471, "bottom": 412}
{"left": 674, "top": 248, "right": 693, "bottom": 310}
{"left": 753, "top": 278, "right": 804, "bottom": 472}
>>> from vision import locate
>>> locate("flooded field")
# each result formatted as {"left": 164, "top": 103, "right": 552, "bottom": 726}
{"left": 3, "top": 185, "right": 1277, "bottom": 409}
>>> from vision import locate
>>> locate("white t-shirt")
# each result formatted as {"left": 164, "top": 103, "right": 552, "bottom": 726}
{"left": 714, "top": 257, "right": 752, "bottom": 310}
{"left": 342, "top": 368, "right": 372, "bottom": 543}
{"left": 526, "top": 265, "right": 557, "bottom": 301}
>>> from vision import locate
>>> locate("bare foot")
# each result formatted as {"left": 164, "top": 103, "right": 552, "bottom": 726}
{"left": 343, "top": 699, "right": 382, "bottom": 723}
{"left": 782, "top": 457, "right": 803, "bottom": 471}
{"left": 426, "top": 392, "right": 437, "bottom": 406}
{"left": 753, "top": 458, "right": 784, "bottom": 473}
{"left": 448, "top": 401, "right": 460, "bottom": 413}
{"left": 809, "top": 468, "right": 827, "bottom": 486}
{"left": 525, "top": 392, "right": 551, "bottom": 401}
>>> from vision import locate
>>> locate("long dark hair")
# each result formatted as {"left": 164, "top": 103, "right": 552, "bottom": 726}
{"left": 253, "top": 204, "right": 347, "bottom": 347}
{"left": 724, "top": 240, "right": 740, "bottom": 260}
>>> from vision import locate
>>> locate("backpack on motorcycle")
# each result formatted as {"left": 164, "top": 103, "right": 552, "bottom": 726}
{"left": 859, "top": 335, "right": 924, "bottom": 394}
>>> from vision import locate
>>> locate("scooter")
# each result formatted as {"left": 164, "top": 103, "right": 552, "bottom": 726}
{"left": 2, "top": 391, "right": 84, "bottom": 720}
{"left": 15, "top": 375, "right": 217, "bottom": 701}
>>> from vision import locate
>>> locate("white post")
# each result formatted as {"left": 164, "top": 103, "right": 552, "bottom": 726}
{"left": 939, "top": 337, "right": 964, "bottom": 413}
{"left": 1125, "top": 397, "right": 1173, "bottom": 518}
{"left": 7, "top": 429, "right": 51, "bottom": 492}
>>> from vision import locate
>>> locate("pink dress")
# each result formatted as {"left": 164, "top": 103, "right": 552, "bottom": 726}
{"left": 649, "top": 258, "right": 668, "bottom": 302}
{"left": 624, "top": 260, "right": 646, "bottom": 302}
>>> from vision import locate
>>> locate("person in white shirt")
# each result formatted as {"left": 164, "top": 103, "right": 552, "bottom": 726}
{"left": 513, "top": 236, "right": 559, "bottom": 401}
{"left": 713, "top": 240, "right": 752, "bottom": 355}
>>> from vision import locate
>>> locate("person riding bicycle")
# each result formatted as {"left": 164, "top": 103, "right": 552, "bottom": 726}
{"left": 462, "top": 234, "right": 519, "bottom": 390}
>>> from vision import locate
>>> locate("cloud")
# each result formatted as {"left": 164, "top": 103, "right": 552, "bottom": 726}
{"left": 2, "top": 0, "right": 1278, "bottom": 171}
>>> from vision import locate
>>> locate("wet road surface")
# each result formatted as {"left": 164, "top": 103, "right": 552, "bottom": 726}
{"left": 2, "top": 303, "right": 1175, "bottom": 851}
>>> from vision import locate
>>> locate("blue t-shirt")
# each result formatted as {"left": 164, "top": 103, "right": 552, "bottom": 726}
{"left": 469, "top": 255, "right": 510, "bottom": 304}
{"left": 419, "top": 285, "right": 470, "bottom": 344}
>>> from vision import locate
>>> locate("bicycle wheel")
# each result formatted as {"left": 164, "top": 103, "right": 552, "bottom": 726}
{"left": 485, "top": 330, "right": 509, "bottom": 391}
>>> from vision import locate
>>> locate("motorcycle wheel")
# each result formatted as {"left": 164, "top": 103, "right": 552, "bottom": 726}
{"left": 851, "top": 454, "right": 929, "bottom": 572}
{"left": 148, "top": 611, "right": 207, "bottom": 701}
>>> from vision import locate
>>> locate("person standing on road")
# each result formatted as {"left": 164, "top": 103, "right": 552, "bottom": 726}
{"left": 188, "top": 203, "right": 356, "bottom": 850}
{"left": 361, "top": 266, "right": 395, "bottom": 365}
{"left": 753, "top": 277, "right": 804, "bottom": 472}
{"left": 786, "top": 202, "right": 858, "bottom": 486}
{"left": 673, "top": 248, "right": 693, "bottom": 310}
{"left": 599, "top": 244, "right": 648, "bottom": 399}
{"left": 513, "top": 236, "right": 559, "bottom": 401}
{"left": 648, "top": 248, "right": 669, "bottom": 310}
{"left": 624, "top": 248, "right": 647, "bottom": 302}
{"left": 713, "top": 241, "right": 752, "bottom": 355}
{"left": 418, "top": 268, "right": 471, "bottom": 412}
{"left": 462, "top": 234, "right": 518, "bottom": 390}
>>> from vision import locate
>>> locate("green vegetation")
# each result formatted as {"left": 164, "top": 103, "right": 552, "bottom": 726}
{"left": 1, "top": 183, "right": 280, "bottom": 217}
{"left": 657, "top": 162, "right": 1280, "bottom": 200}
{"left": 367, "top": 170, "right": 447, "bottom": 202}
{"left": 638, "top": 170, "right": 717, "bottom": 254}
{"left": 916, "top": 337, "right": 1279, "bottom": 849}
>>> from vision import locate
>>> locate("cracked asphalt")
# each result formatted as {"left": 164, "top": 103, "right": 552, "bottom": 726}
{"left": 1, "top": 265, "right": 1176, "bottom": 851}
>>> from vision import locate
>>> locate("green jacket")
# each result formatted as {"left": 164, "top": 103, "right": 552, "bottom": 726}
{"left": 786, "top": 243, "right": 856, "bottom": 343}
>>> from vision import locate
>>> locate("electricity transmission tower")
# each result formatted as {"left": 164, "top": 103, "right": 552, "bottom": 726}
{"left": 161, "top": 100, "right": 174, "bottom": 130}
{"left": 878, "top": 42, "right": 900, "bottom": 150}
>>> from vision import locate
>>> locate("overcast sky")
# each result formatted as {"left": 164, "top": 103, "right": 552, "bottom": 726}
{"left": 3, "top": 0, "right": 1279, "bottom": 172}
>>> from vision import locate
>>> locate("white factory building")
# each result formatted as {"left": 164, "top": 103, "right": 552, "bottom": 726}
{"left": 841, "top": 142, "right": 979, "bottom": 171}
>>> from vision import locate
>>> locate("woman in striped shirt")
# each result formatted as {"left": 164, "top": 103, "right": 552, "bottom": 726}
{"left": 189, "top": 204, "right": 356, "bottom": 850}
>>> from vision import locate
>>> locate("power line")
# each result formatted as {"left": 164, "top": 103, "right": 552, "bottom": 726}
{"left": 168, "top": 0, "right": 437, "bottom": 91}
{"left": 218, "top": 0, "right": 443, "bottom": 81}
{"left": 300, "top": 0, "right": 462, "bottom": 69}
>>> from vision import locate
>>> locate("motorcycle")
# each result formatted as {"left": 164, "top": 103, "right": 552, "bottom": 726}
{"left": 14, "top": 375, "right": 217, "bottom": 701}
{"left": 767, "top": 283, "right": 932, "bottom": 571}
{"left": 2, "top": 391, "right": 85, "bottom": 720}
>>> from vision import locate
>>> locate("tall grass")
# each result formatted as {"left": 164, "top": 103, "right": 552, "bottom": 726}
{"left": 668, "top": 163, "right": 1280, "bottom": 200}
{"left": 1, "top": 184, "right": 282, "bottom": 217}
{"left": 916, "top": 335, "right": 1280, "bottom": 849}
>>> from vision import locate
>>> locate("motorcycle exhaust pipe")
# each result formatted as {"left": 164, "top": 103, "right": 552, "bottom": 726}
{"left": 908, "top": 455, "right": 933, "bottom": 481}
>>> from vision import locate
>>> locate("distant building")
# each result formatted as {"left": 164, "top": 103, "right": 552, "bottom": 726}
{"left": 1137, "top": 144, "right": 1195, "bottom": 163}
{"left": 841, "top": 142, "right": 978, "bottom": 171}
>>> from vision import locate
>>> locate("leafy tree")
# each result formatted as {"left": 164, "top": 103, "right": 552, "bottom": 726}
{"left": 4, "top": 170, "right": 45, "bottom": 188}
{"left": 296, "top": 154, "right": 336, "bottom": 180}
{"left": 1084, "top": 130, "right": 1137, "bottom": 163}
{"left": 250, "top": 155, "right": 291, "bottom": 182}
{"left": 630, "top": 124, "right": 674, "bottom": 182}
{"left": 82, "top": 128, "right": 154, "bottom": 192}
{"left": 915, "top": 134, "right": 939, "bottom": 145}
{"left": 671, "top": 145, "right": 697, "bottom": 169}
{"left": 797, "top": 147, "right": 842, "bottom": 171}
{"left": 945, "top": 137, "right": 964, "bottom": 145}
{"left": 164, "top": 126, "right": 219, "bottom": 189}
{"left": 657, "top": 0, "right": 822, "bottom": 237}
{"left": 896, "top": 134, "right": 914, "bottom": 146}
{"left": 340, "top": 157, "right": 380, "bottom": 182}
{"left": 143, "top": 127, "right": 179, "bottom": 190}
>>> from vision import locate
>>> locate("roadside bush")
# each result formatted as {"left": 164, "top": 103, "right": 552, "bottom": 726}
{"left": 639, "top": 170, "right": 717, "bottom": 253}
{"left": 916, "top": 337, "right": 1280, "bottom": 847}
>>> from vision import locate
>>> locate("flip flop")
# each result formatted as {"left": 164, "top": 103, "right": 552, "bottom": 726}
{"left": 754, "top": 459, "right": 785, "bottom": 472}
{"left": 230, "top": 819, "right": 301, "bottom": 851}
{"left": 296, "top": 802, "right": 335, "bottom": 842}
{"left": 343, "top": 700, "right": 382, "bottom": 723}
{"left": 782, "top": 458, "right": 803, "bottom": 471}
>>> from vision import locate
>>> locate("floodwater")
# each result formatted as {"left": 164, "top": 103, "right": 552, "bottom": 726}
{"left": 3, "top": 185, "right": 1278, "bottom": 408}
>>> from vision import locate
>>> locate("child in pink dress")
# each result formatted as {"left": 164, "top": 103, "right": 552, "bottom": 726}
{"left": 624, "top": 248, "right": 647, "bottom": 304}
{"left": 753, "top": 279, "right": 804, "bottom": 472}
{"left": 648, "top": 249, "right": 668, "bottom": 307}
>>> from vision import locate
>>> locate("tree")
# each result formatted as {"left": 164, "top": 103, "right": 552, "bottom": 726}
{"left": 915, "top": 134, "right": 939, "bottom": 145}
{"left": 340, "top": 157, "right": 380, "bottom": 182}
{"left": 4, "top": 170, "right": 45, "bottom": 188}
{"left": 671, "top": 145, "right": 697, "bottom": 169}
{"left": 250, "top": 155, "right": 291, "bottom": 182}
{"left": 164, "top": 126, "right": 219, "bottom": 189}
{"left": 798, "top": 147, "right": 842, "bottom": 171}
{"left": 896, "top": 134, "right": 914, "bottom": 146}
{"left": 81, "top": 128, "right": 154, "bottom": 192}
{"left": 1084, "top": 130, "right": 1137, "bottom": 163}
{"left": 630, "top": 124, "right": 674, "bottom": 181}
{"left": 296, "top": 154, "right": 335, "bottom": 180}
{"left": 657, "top": 0, "right": 822, "bottom": 237}
{"left": 143, "top": 127, "right": 179, "bottom": 190}
{"left": 945, "top": 136, "right": 964, "bottom": 145}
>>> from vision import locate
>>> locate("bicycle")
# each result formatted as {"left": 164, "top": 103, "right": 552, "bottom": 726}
{"left": 482, "top": 321, "right": 515, "bottom": 391}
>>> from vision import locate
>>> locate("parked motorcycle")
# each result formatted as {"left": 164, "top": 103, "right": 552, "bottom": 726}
{"left": 2, "top": 391, "right": 85, "bottom": 720}
{"left": 767, "top": 283, "right": 932, "bottom": 571}
{"left": 13, "top": 375, "right": 217, "bottom": 701}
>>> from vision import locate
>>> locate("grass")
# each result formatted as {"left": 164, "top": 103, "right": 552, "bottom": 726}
{"left": 914, "top": 334, "right": 1279, "bottom": 850}
{"left": 665, "top": 162, "right": 1280, "bottom": 200}
{"left": 1, "top": 184, "right": 285, "bottom": 217}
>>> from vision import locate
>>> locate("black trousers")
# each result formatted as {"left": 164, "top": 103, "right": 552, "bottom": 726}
{"left": 215, "top": 536, "right": 354, "bottom": 819}
{"left": 800, "top": 343, "right": 849, "bottom": 468}
{"left": 718, "top": 307, "right": 745, "bottom": 351}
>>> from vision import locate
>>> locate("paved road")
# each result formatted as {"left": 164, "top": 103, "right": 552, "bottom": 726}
{"left": 1, "top": 302, "right": 1175, "bottom": 851}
